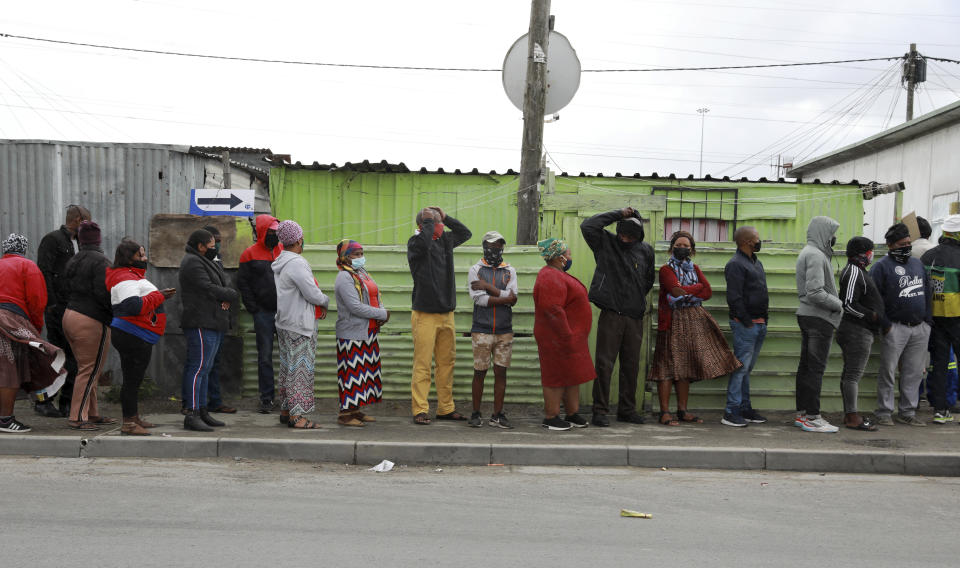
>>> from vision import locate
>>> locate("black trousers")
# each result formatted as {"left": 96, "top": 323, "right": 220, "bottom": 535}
{"left": 43, "top": 305, "right": 77, "bottom": 404}
{"left": 110, "top": 328, "right": 154, "bottom": 418}
{"left": 929, "top": 317, "right": 960, "bottom": 412}
{"left": 592, "top": 310, "right": 644, "bottom": 416}
{"left": 795, "top": 315, "right": 836, "bottom": 416}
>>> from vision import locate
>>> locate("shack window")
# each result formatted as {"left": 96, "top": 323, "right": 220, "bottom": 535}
{"left": 653, "top": 186, "right": 737, "bottom": 242}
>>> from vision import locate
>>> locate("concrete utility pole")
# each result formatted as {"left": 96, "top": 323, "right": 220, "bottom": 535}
{"left": 904, "top": 43, "right": 918, "bottom": 122}
{"left": 516, "top": 0, "right": 551, "bottom": 245}
{"left": 697, "top": 107, "right": 709, "bottom": 178}
{"left": 221, "top": 150, "right": 232, "bottom": 189}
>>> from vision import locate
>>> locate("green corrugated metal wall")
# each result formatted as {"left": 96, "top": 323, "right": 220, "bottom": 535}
{"left": 241, "top": 167, "right": 867, "bottom": 411}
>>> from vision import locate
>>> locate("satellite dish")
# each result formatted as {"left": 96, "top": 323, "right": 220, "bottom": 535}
{"left": 502, "top": 31, "right": 581, "bottom": 116}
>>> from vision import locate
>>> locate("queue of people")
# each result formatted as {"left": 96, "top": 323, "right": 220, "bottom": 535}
{"left": 2, "top": 203, "right": 959, "bottom": 436}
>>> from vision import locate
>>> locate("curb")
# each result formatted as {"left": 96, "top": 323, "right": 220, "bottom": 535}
{"left": 2, "top": 436, "right": 958, "bottom": 476}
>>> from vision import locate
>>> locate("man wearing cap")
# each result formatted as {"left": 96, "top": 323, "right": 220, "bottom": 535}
{"left": 238, "top": 214, "right": 282, "bottom": 414}
{"left": 466, "top": 231, "right": 519, "bottom": 428}
{"left": 272, "top": 220, "right": 328, "bottom": 429}
{"left": 870, "top": 223, "right": 932, "bottom": 426}
{"left": 922, "top": 214, "right": 960, "bottom": 424}
{"left": 407, "top": 206, "right": 472, "bottom": 425}
{"left": 580, "top": 207, "right": 655, "bottom": 426}
{"left": 35, "top": 204, "right": 90, "bottom": 417}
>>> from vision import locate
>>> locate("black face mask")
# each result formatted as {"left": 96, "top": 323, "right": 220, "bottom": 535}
{"left": 204, "top": 248, "right": 218, "bottom": 261}
{"left": 131, "top": 260, "right": 148, "bottom": 270}
{"left": 673, "top": 247, "right": 691, "bottom": 260}
{"left": 752, "top": 241, "right": 762, "bottom": 252}
{"left": 830, "top": 236, "right": 837, "bottom": 247}
{"left": 889, "top": 245, "right": 913, "bottom": 263}
{"left": 618, "top": 237, "right": 638, "bottom": 249}
{"left": 264, "top": 234, "right": 280, "bottom": 249}
{"left": 483, "top": 245, "right": 503, "bottom": 267}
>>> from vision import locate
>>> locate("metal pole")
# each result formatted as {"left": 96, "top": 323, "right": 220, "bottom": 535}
{"left": 697, "top": 108, "right": 709, "bottom": 178}
{"left": 221, "top": 150, "right": 232, "bottom": 189}
{"left": 516, "top": 0, "right": 551, "bottom": 245}
{"left": 905, "top": 43, "right": 917, "bottom": 121}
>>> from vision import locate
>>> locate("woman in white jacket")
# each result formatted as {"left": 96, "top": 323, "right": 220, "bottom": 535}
{"left": 272, "top": 221, "right": 329, "bottom": 429}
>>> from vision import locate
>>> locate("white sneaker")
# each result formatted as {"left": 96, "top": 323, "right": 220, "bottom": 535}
{"left": 800, "top": 416, "right": 839, "bottom": 433}
{"left": 793, "top": 414, "right": 806, "bottom": 428}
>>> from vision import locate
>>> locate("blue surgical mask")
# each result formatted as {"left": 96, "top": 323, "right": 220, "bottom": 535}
{"left": 562, "top": 258, "right": 573, "bottom": 272}
{"left": 351, "top": 256, "right": 366, "bottom": 270}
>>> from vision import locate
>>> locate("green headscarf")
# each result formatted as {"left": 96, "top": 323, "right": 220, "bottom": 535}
{"left": 537, "top": 237, "right": 568, "bottom": 260}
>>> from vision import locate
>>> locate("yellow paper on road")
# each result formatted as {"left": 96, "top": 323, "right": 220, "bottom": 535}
{"left": 620, "top": 509, "right": 652, "bottom": 518}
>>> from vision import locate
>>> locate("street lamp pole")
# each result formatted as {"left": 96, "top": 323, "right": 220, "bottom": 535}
{"left": 697, "top": 107, "right": 709, "bottom": 178}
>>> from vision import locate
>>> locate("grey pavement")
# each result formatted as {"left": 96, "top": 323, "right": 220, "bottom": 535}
{"left": 2, "top": 457, "right": 959, "bottom": 567}
{"left": 3, "top": 398, "right": 960, "bottom": 475}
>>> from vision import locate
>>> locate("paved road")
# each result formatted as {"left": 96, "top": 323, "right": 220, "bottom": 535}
{"left": 2, "top": 457, "right": 957, "bottom": 567}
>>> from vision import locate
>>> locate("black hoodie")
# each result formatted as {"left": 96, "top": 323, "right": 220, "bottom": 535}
{"left": 580, "top": 210, "right": 655, "bottom": 319}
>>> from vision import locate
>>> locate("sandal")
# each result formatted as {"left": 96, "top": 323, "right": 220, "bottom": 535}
{"left": 846, "top": 417, "right": 878, "bottom": 431}
{"left": 354, "top": 412, "right": 375, "bottom": 423}
{"left": 658, "top": 411, "right": 680, "bottom": 426}
{"left": 89, "top": 416, "right": 118, "bottom": 425}
{"left": 287, "top": 416, "right": 321, "bottom": 429}
{"left": 338, "top": 415, "right": 365, "bottom": 427}
{"left": 68, "top": 420, "right": 99, "bottom": 431}
{"left": 676, "top": 410, "right": 703, "bottom": 424}
{"left": 413, "top": 413, "right": 432, "bottom": 425}
{"left": 436, "top": 411, "right": 467, "bottom": 421}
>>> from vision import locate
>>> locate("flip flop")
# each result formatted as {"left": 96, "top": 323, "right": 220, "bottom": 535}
{"left": 436, "top": 411, "right": 467, "bottom": 421}
{"left": 846, "top": 417, "right": 878, "bottom": 431}
{"left": 89, "top": 416, "right": 118, "bottom": 425}
{"left": 413, "top": 413, "right": 432, "bottom": 425}
{"left": 68, "top": 420, "right": 99, "bottom": 431}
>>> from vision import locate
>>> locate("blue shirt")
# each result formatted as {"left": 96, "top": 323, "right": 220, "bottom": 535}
{"left": 869, "top": 255, "right": 932, "bottom": 325}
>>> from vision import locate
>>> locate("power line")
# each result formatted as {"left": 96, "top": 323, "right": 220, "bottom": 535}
{"left": 0, "top": 32, "right": 899, "bottom": 73}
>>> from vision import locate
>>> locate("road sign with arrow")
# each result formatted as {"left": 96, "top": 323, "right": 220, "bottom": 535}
{"left": 189, "top": 189, "right": 255, "bottom": 217}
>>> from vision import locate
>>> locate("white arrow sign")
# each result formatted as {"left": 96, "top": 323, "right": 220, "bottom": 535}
{"left": 190, "top": 189, "right": 255, "bottom": 217}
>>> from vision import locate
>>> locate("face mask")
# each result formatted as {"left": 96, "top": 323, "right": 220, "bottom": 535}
{"left": 561, "top": 258, "right": 573, "bottom": 272}
{"left": 131, "top": 260, "right": 148, "bottom": 270}
{"left": 618, "top": 237, "right": 637, "bottom": 249}
{"left": 752, "top": 241, "right": 762, "bottom": 252}
{"left": 830, "top": 236, "right": 837, "bottom": 247}
{"left": 483, "top": 245, "right": 503, "bottom": 266}
{"left": 852, "top": 251, "right": 873, "bottom": 267}
{"left": 889, "top": 245, "right": 912, "bottom": 263}
{"left": 204, "top": 248, "right": 218, "bottom": 261}
{"left": 673, "top": 247, "right": 691, "bottom": 260}
{"left": 351, "top": 256, "right": 366, "bottom": 270}
{"left": 214, "top": 242, "right": 221, "bottom": 254}
{"left": 433, "top": 223, "right": 444, "bottom": 240}
{"left": 264, "top": 233, "right": 280, "bottom": 249}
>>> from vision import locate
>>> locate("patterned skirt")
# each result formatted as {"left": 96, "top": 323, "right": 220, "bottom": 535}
{"left": 276, "top": 328, "right": 317, "bottom": 416}
{"left": 337, "top": 332, "right": 383, "bottom": 411}
{"left": 0, "top": 308, "right": 66, "bottom": 395}
{"left": 648, "top": 305, "right": 742, "bottom": 383}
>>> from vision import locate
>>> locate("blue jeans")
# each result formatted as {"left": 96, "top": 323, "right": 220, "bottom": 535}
{"left": 182, "top": 328, "right": 224, "bottom": 411}
{"left": 726, "top": 320, "right": 767, "bottom": 415}
{"left": 252, "top": 311, "right": 277, "bottom": 403}
{"left": 207, "top": 347, "right": 225, "bottom": 408}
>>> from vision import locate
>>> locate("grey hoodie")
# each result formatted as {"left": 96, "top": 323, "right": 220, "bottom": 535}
{"left": 795, "top": 216, "right": 842, "bottom": 327}
{"left": 272, "top": 250, "right": 329, "bottom": 336}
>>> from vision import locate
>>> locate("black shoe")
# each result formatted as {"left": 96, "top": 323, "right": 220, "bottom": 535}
{"left": 467, "top": 411, "right": 484, "bottom": 428}
{"left": 183, "top": 411, "right": 214, "bottom": 432}
{"left": 34, "top": 400, "right": 63, "bottom": 418}
{"left": 489, "top": 412, "right": 514, "bottom": 429}
{"left": 616, "top": 412, "right": 646, "bottom": 424}
{"left": 199, "top": 407, "right": 225, "bottom": 427}
{"left": 741, "top": 408, "right": 768, "bottom": 424}
{"left": 58, "top": 400, "right": 70, "bottom": 417}
{"left": 591, "top": 413, "right": 610, "bottom": 427}
{"left": 257, "top": 400, "right": 273, "bottom": 414}
{"left": 564, "top": 413, "right": 588, "bottom": 428}
{"left": 542, "top": 416, "right": 572, "bottom": 431}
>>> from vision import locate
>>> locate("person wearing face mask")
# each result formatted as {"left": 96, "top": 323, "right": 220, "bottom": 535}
{"left": 334, "top": 239, "right": 388, "bottom": 427}
{"left": 238, "top": 214, "right": 282, "bottom": 414}
{"left": 466, "top": 231, "right": 519, "bottom": 428}
{"left": 793, "top": 216, "right": 843, "bottom": 433}
{"left": 869, "top": 223, "right": 932, "bottom": 426}
{"left": 179, "top": 229, "right": 239, "bottom": 431}
{"left": 196, "top": 225, "right": 236, "bottom": 415}
{"left": 273, "top": 221, "right": 329, "bottom": 429}
{"left": 580, "top": 207, "right": 655, "bottom": 427}
{"left": 105, "top": 239, "right": 175, "bottom": 435}
{"left": 407, "top": 206, "right": 472, "bottom": 425}
{"left": 649, "top": 231, "right": 740, "bottom": 426}
{"left": 533, "top": 237, "right": 594, "bottom": 430}
{"left": 836, "top": 237, "right": 887, "bottom": 431}
{"left": 922, "top": 214, "right": 960, "bottom": 424}
{"left": 721, "top": 226, "right": 769, "bottom": 427}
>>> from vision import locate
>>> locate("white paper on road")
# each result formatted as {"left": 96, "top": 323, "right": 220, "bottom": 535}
{"left": 368, "top": 460, "right": 394, "bottom": 472}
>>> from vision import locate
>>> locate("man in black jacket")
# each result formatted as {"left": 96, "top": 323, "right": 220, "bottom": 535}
{"left": 581, "top": 207, "right": 655, "bottom": 426}
{"left": 35, "top": 204, "right": 90, "bottom": 417}
{"left": 407, "top": 206, "right": 471, "bottom": 425}
{"left": 722, "top": 226, "right": 769, "bottom": 427}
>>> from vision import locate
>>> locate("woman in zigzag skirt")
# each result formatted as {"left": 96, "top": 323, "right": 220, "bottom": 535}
{"left": 334, "top": 239, "right": 389, "bottom": 427}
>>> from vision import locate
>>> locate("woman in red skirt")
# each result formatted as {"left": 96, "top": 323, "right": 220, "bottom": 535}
{"left": 649, "top": 231, "right": 741, "bottom": 425}
{"left": 533, "top": 237, "right": 595, "bottom": 431}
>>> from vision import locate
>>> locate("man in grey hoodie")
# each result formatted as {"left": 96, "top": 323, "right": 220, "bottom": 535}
{"left": 794, "top": 216, "right": 843, "bottom": 433}
{"left": 272, "top": 220, "right": 329, "bottom": 429}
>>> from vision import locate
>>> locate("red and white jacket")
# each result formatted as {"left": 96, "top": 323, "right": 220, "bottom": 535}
{"left": 105, "top": 266, "right": 167, "bottom": 344}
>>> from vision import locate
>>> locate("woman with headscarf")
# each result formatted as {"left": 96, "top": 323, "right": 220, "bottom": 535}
{"left": 334, "top": 239, "right": 389, "bottom": 427}
{"left": 62, "top": 221, "right": 116, "bottom": 431}
{"left": 105, "top": 239, "right": 176, "bottom": 435}
{"left": 0, "top": 234, "right": 66, "bottom": 433}
{"left": 649, "top": 230, "right": 741, "bottom": 426}
{"left": 532, "top": 237, "right": 595, "bottom": 431}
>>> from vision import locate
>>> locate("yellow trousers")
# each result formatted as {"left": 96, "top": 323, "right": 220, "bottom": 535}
{"left": 411, "top": 310, "right": 457, "bottom": 416}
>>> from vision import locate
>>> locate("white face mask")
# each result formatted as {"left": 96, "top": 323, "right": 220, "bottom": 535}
{"left": 351, "top": 256, "right": 366, "bottom": 270}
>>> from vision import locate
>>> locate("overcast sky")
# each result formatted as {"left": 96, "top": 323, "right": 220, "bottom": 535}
{"left": 2, "top": 0, "right": 959, "bottom": 180}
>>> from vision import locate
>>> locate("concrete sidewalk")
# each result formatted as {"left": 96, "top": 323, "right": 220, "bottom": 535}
{"left": 3, "top": 400, "right": 959, "bottom": 476}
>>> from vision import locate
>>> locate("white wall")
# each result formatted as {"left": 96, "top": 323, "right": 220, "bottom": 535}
{"left": 797, "top": 122, "right": 960, "bottom": 242}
